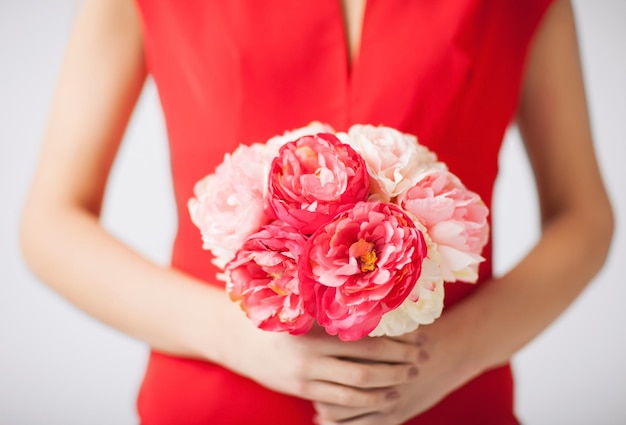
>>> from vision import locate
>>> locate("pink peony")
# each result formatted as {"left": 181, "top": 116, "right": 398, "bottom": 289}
{"left": 225, "top": 223, "right": 314, "bottom": 335}
{"left": 299, "top": 201, "right": 427, "bottom": 341}
{"left": 188, "top": 143, "right": 274, "bottom": 269}
{"left": 398, "top": 170, "right": 489, "bottom": 282}
{"left": 337, "top": 124, "right": 445, "bottom": 202}
{"left": 266, "top": 133, "right": 369, "bottom": 234}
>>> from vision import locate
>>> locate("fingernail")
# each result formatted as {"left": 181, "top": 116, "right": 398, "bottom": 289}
{"left": 386, "top": 390, "right": 400, "bottom": 400}
{"left": 418, "top": 350, "right": 430, "bottom": 363}
{"left": 408, "top": 366, "right": 419, "bottom": 378}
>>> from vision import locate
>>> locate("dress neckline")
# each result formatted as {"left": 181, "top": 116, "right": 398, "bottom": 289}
{"left": 339, "top": 0, "right": 368, "bottom": 70}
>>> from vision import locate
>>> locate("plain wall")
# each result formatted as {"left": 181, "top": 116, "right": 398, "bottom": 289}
{"left": 1, "top": 1, "right": 624, "bottom": 424}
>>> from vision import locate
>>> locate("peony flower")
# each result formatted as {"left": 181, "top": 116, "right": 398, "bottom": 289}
{"left": 370, "top": 223, "right": 444, "bottom": 337}
{"left": 266, "top": 121, "right": 335, "bottom": 154}
{"left": 188, "top": 123, "right": 491, "bottom": 341}
{"left": 225, "top": 223, "right": 314, "bottom": 335}
{"left": 188, "top": 143, "right": 275, "bottom": 269}
{"left": 337, "top": 124, "right": 445, "bottom": 202}
{"left": 299, "top": 201, "right": 427, "bottom": 341}
{"left": 266, "top": 133, "right": 369, "bottom": 234}
{"left": 398, "top": 170, "right": 489, "bottom": 282}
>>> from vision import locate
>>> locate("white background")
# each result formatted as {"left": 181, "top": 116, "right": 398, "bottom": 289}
{"left": 1, "top": 1, "right": 624, "bottom": 424}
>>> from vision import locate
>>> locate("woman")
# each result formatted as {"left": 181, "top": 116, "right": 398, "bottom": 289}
{"left": 20, "top": 0, "right": 613, "bottom": 424}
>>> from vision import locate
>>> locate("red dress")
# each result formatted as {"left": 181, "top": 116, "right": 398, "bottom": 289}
{"left": 135, "top": 1, "right": 553, "bottom": 423}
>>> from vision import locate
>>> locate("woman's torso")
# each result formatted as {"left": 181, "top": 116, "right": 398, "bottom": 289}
{"left": 134, "top": 1, "right": 552, "bottom": 423}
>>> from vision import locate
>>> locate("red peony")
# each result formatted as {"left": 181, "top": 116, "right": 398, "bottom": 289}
{"left": 265, "top": 133, "right": 370, "bottom": 234}
{"left": 298, "top": 201, "right": 427, "bottom": 341}
{"left": 225, "top": 223, "right": 314, "bottom": 335}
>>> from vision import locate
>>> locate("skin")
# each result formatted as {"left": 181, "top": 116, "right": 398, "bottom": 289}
{"left": 20, "top": 0, "right": 613, "bottom": 424}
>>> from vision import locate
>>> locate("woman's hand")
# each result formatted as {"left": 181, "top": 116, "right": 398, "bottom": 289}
{"left": 220, "top": 321, "right": 425, "bottom": 407}
{"left": 311, "top": 314, "right": 479, "bottom": 425}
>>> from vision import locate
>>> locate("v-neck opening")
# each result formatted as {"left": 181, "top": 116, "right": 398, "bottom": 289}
{"left": 338, "top": 0, "right": 368, "bottom": 78}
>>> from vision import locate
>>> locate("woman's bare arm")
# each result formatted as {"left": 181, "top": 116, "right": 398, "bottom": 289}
{"left": 460, "top": 0, "right": 614, "bottom": 370}
{"left": 19, "top": 0, "right": 220, "bottom": 358}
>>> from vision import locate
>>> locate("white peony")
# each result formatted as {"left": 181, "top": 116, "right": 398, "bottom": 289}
{"left": 337, "top": 124, "right": 445, "bottom": 202}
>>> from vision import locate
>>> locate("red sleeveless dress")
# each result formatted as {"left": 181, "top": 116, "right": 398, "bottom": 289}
{"left": 135, "top": 1, "right": 553, "bottom": 423}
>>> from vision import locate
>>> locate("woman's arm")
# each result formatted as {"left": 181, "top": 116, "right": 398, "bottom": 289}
{"left": 313, "top": 1, "right": 615, "bottom": 423}
{"left": 460, "top": 0, "right": 614, "bottom": 372}
{"left": 20, "top": 0, "right": 423, "bottom": 410}
{"left": 20, "top": 0, "right": 207, "bottom": 359}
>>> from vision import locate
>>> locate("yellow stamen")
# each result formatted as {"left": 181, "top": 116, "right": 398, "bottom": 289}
{"left": 359, "top": 250, "right": 377, "bottom": 272}
{"left": 350, "top": 238, "right": 377, "bottom": 272}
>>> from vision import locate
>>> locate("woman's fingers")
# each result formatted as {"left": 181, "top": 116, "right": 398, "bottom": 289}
{"left": 313, "top": 401, "right": 382, "bottom": 423}
{"left": 316, "top": 334, "right": 422, "bottom": 365}
{"left": 314, "top": 412, "right": 386, "bottom": 425}
{"left": 305, "top": 356, "right": 418, "bottom": 388}
{"left": 298, "top": 380, "right": 398, "bottom": 407}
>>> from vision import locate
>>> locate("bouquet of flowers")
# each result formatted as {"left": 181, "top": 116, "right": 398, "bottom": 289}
{"left": 188, "top": 123, "right": 489, "bottom": 341}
